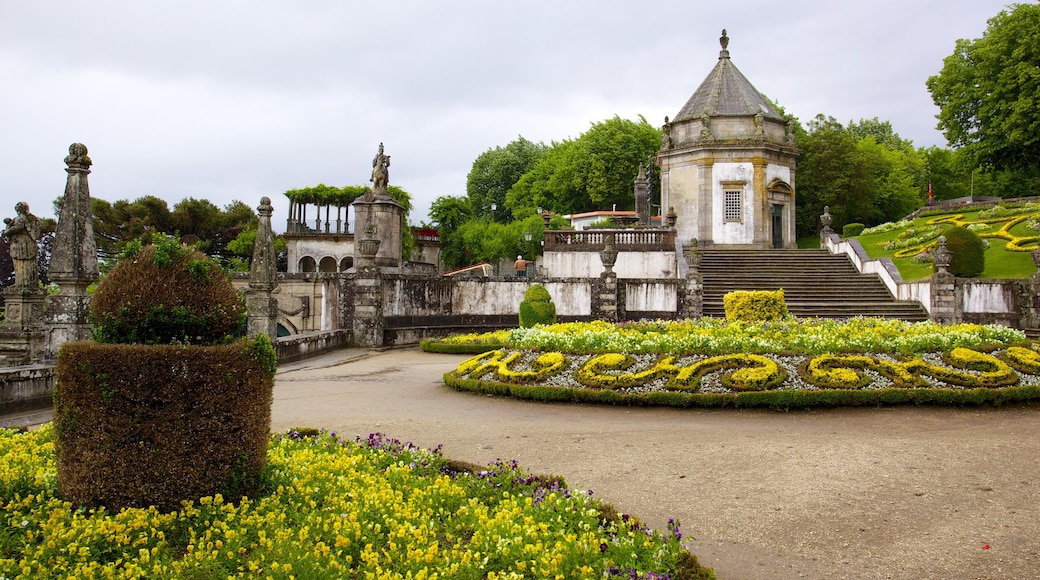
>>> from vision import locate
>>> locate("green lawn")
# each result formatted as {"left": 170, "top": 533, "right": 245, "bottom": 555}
{"left": 850, "top": 206, "right": 1040, "bottom": 280}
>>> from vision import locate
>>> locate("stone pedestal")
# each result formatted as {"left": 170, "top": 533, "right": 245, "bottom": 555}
{"left": 352, "top": 197, "right": 403, "bottom": 270}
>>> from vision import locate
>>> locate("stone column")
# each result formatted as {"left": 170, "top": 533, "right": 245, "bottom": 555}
{"left": 634, "top": 164, "right": 649, "bottom": 226}
{"left": 246, "top": 197, "right": 279, "bottom": 339}
{"left": 44, "top": 143, "right": 99, "bottom": 359}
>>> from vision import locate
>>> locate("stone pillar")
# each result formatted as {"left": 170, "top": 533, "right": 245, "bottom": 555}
{"left": 592, "top": 233, "right": 619, "bottom": 322}
{"left": 752, "top": 157, "right": 767, "bottom": 247}
{"left": 930, "top": 236, "right": 957, "bottom": 324}
{"left": 680, "top": 240, "right": 703, "bottom": 319}
{"left": 352, "top": 267, "right": 384, "bottom": 347}
{"left": 634, "top": 164, "right": 649, "bottom": 226}
{"left": 44, "top": 143, "right": 99, "bottom": 359}
{"left": 246, "top": 197, "right": 279, "bottom": 339}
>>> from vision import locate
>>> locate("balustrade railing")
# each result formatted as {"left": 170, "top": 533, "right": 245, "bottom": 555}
{"left": 543, "top": 229, "right": 675, "bottom": 252}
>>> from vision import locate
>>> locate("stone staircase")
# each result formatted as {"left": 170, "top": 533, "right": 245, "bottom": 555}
{"left": 699, "top": 249, "right": 929, "bottom": 320}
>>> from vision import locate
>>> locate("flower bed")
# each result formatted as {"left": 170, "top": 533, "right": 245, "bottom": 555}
{"left": 434, "top": 319, "right": 1040, "bottom": 409}
{"left": 0, "top": 425, "right": 709, "bottom": 579}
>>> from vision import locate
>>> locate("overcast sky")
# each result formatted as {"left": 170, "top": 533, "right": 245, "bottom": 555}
{"left": 0, "top": 1, "right": 1017, "bottom": 232}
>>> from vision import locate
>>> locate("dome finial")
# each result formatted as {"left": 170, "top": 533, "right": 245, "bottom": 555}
{"left": 719, "top": 29, "right": 730, "bottom": 58}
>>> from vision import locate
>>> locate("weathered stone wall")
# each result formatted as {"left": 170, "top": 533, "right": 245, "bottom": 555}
{"left": 541, "top": 252, "right": 676, "bottom": 279}
{"left": 275, "top": 330, "right": 350, "bottom": 363}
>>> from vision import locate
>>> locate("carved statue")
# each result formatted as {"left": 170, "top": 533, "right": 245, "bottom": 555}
{"left": 3, "top": 202, "right": 42, "bottom": 291}
{"left": 660, "top": 116, "right": 672, "bottom": 150}
{"left": 371, "top": 142, "right": 390, "bottom": 192}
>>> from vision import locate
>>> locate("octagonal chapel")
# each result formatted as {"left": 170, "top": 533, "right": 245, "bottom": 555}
{"left": 657, "top": 30, "right": 798, "bottom": 249}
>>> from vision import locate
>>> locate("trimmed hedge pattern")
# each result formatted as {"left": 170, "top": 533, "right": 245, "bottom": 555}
{"left": 443, "top": 345, "right": 1040, "bottom": 409}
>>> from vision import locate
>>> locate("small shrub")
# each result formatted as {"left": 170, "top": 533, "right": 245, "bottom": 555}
{"left": 519, "top": 283, "right": 556, "bottom": 328}
{"left": 722, "top": 289, "right": 788, "bottom": 323}
{"left": 940, "top": 226, "right": 986, "bottom": 277}
{"left": 843, "top": 223, "right": 866, "bottom": 237}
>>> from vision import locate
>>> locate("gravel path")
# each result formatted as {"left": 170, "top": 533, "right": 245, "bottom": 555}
{"left": 271, "top": 347, "right": 1040, "bottom": 579}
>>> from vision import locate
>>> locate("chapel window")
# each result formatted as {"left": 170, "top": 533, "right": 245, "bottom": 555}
{"left": 724, "top": 190, "right": 742, "bottom": 222}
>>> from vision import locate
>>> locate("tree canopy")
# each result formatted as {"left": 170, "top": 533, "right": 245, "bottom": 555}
{"left": 504, "top": 115, "right": 661, "bottom": 217}
{"left": 91, "top": 196, "right": 257, "bottom": 265}
{"left": 927, "top": 3, "right": 1040, "bottom": 171}
{"left": 794, "top": 115, "right": 926, "bottom": 236}
{"left": 466, "top": 137, "right": 547, "bottom": 223}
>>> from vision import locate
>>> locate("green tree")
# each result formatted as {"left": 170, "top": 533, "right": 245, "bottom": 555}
{"left": 427, "top": 195, "right": 474, "bottom": 270}
{"left": 926, "top": 3, "right": 1040, "bottom": 171}
{"left": 466, "top": 136, "right": 547, "bottom": 222}
{"left": 795, "top": 115, "right": 876, "bottom": 236}
{"left": 504, "top": 115, "right": 661, "bottom": 217}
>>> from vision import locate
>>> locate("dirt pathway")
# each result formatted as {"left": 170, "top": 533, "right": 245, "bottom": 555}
{"left": 272, "top": 348, "right": 1039, "bottom": 579}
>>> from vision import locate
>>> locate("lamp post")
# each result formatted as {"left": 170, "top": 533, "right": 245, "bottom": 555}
{"left": 490, "top": 202, "right": 497, "bottom": 221}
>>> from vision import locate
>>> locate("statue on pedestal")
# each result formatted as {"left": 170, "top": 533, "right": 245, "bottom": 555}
{"left": 368, "top": 142, "right": 391, "bottom": 201}
{"left": 3, "top": 202, "right": 42, "bottom": 292}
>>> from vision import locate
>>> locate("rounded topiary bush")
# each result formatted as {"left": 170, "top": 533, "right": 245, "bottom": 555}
{"left": 843, "top": 223, "right": 866, "bottom": 237}
{"left": 55, "top": 237, "right": 275, "bottom": 512}
{"left": 90, "top": 238, "right": 245, "bottom": 344}
{"left": 941, "top": 226, "right": 986, "bottom": 277}
{"left": 519, "top": 283, "right": 556, "bottom": 328}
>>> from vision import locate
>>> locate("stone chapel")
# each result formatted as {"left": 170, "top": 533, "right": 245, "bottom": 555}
{"left": 657, "top": 30, "right": 798, "bottom": 249}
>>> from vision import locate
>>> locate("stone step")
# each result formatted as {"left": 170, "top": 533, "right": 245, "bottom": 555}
{"left": 697, "top": 249, "right": 928, "bottom": 321}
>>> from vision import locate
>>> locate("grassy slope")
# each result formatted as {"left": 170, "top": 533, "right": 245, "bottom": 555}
{"left": 851, "top": 208, "right": 1037, "bottom": 281}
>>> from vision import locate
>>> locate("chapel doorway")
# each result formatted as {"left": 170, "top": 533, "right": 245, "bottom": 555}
{"left": 771, "top": 204, "right": 784, "bottom": 249}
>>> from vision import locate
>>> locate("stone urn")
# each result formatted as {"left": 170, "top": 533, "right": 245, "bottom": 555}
{"left": 357, "top": 223, "right": 381, "bottom": 269}
{"left": 683, "top": 239, "right": 702, "bottom": 273}
{"left": 665, "top": 207, "right": 678, "bottom": 228}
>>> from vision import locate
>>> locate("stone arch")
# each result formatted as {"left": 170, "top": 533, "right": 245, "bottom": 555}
{"left": 299, "top": 256, "right": 317, "bottom": 273}
{"left": 318, "top": 256, "right": 338, "bottom": 273}
{"left": 340, "top": 256, "right": 354, "bottom": 272}
{"left": 767, "top": 178, "right": 794, "bottom": 197}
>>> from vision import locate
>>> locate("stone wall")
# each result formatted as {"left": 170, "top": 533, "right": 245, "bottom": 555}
{"left": 0, "top": 365, "right": 55, "bottom": 415}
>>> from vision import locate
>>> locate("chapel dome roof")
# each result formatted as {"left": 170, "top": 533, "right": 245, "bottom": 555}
{"left": 673, "top": 30, "right": 785, "bottom": 123}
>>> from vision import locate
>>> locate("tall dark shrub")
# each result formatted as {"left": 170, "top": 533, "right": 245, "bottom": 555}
{"left": 55, "top": 237, "right": 274, "bottom": 511}
{"left": 941, "top": 226, "right": 986, "bottom": 277}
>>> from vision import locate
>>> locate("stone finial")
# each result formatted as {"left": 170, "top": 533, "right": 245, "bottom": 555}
{"left": 683, "top": 238, "right": 702, "bottom": 273}
{"left": 719, "top": 29, "right": 730, "bottom": 58}
{"left": 933, "top": 235, "right": 952, "bottom": 274}
{"left": 820, "top": 206, "right": 834, "bottom": 236}
{"left": 64, "top": 143, "right": 92, "bottom": 170}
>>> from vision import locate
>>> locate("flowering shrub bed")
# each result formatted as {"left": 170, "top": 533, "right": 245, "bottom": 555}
{"left": 434, "top": 318, "right": 1040, "bottom": 409}
{"left": 1, "top": 425, "right": 710, "bottom": 579}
